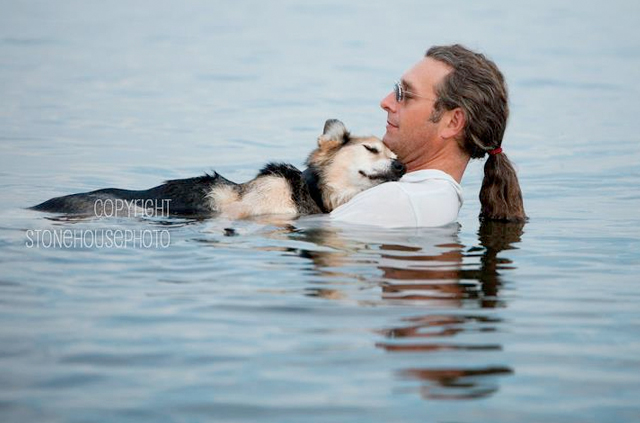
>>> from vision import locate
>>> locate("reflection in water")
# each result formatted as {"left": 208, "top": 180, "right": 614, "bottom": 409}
{"left": 399, "top": 366, "right": 514, "bottom": 400}
{"left": 380, "top": 220, "right": 524, "bottom": 308}
{"left": 378, "top": 220, "right": 524, "bottom": 400}
{"left": 285, "top": 219, "right": 525, "bottom": 400}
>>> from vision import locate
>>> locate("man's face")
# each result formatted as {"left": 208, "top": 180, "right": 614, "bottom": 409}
{"left": 380, "top": 57, "right": 452, "bottom": 171}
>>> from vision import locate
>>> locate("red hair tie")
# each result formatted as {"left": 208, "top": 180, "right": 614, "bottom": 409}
{"left": 488, "top": 147, "right": 503, "bottom": 156}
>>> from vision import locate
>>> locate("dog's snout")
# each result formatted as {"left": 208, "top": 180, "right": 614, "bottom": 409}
{"left": 392, "top": 160, "right": 406, "bottom": 176}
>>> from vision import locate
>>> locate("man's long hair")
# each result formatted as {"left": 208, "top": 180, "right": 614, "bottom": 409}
{"left": 426, "top": 44, "right": 526, "bottom": 222}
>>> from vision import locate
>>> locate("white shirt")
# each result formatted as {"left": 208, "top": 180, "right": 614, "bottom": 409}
{"left": 330, "top": 169, "right": 463, "bottom": 228}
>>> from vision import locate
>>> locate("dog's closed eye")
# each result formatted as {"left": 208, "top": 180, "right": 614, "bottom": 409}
{"left": 363, "top": 145, "right": 379, "bottom": 154}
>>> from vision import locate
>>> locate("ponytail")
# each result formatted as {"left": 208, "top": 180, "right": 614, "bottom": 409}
{"left": 479, "top": 153, "right": 526, "bottom": 222}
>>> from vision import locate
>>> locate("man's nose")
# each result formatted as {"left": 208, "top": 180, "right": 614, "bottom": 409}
{"left": 380, "top": 91, "right": 396, "bottom": 113}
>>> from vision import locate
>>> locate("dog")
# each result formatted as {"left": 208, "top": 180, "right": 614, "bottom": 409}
{"left": 30, "top": 119, "right": 406, "bottom": 219}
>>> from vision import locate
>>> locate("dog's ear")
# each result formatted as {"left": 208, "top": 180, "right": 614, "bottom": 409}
{"left": 318, "top": 119, "right": 350, "bottom": 148}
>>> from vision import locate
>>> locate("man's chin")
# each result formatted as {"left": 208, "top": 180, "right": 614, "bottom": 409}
{"left": 382, "top": 133, "right": 397, "bottom": 150}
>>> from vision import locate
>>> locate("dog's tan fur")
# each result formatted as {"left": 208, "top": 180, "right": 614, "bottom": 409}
{"left": 208, "top": 176, "right": 298, "bottom": 219}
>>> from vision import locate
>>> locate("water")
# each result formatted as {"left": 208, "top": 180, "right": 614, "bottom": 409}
{"left": 1, "top": 1, "right": 640, "bottom": 422}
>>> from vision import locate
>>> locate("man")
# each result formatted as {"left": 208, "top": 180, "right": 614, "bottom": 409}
{"left": 330, "top": 44, "right": 526, "bottom": 227}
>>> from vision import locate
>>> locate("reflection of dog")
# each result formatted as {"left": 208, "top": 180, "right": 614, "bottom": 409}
{"left": 31, "top": 119, "right": 405, "bottom": 218}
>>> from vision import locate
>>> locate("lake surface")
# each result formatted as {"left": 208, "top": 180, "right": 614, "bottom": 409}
{"left": 1, "top": 1, "right": 639, "bottom": 422}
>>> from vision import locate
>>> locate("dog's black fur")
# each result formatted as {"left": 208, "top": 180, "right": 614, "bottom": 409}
{"left": 30, "top": 173, "right": 223, "bottom": 215}
{"left": 30, "top": 164, "right": 327, "bottom": 216}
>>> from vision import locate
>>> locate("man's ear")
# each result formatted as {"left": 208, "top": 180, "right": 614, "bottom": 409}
{"left": 439, "top": 108, "right": 466, "bottom": 140}
{"left": 318, "top": 119, "right": 350, "bottom": 148}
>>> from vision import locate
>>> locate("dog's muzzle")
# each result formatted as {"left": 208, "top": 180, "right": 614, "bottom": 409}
{"left": 392, "top": 160, "right": 406, "bottom": 178}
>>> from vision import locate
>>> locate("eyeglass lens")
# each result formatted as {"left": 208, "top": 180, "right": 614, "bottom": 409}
{"left": 394, "top": 82, "right": 403, "bottom": 102}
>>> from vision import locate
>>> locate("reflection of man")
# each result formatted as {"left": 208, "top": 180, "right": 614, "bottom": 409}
{"left": 331, "top": 44, "right": 526, "bottom": 228}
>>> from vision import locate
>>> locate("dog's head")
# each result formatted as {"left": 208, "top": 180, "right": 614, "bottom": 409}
{"left": 306, "top": 119, "right": 405, "bottom": 211}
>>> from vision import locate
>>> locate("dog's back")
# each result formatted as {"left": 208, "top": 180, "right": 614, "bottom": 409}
{"left": 30, "top": 173, "right": 233, "bottom": 216}
{"left": 206, "top": 163, "right": 323, "bottom": 219}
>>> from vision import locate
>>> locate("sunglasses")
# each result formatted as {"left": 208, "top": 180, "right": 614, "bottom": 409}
{"left": 394, "top": 80, "right": 435, "bottom": 103}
